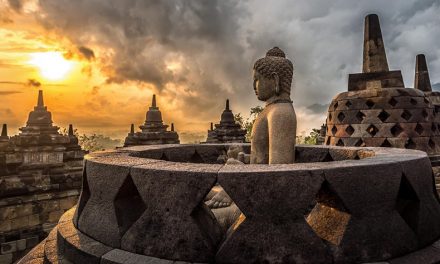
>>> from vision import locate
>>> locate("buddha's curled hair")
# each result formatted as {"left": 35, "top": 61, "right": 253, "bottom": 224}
{"left": 253, "top": 47, "right": 294, "bottom": 95}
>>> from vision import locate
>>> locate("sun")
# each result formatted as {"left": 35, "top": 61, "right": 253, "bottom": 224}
{"left": 28, "top": 52, "right": 74, "bottom": 80}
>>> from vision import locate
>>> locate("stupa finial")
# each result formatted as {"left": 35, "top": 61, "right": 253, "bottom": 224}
{"left": 171, "top": 123, "right": 175, "bottom": 132}
{"left": 1, "top": 124, "right": 7, "bottom": 137}
{"left": 415, "top": 54, "right": 432, "bottom": 92}
{"left": 226, "top": 99, "right": 230, "bottom": 111}
{"left": 68, "top": 124, "right": 74, "bottom": 136}
{"left": 130, "top": 124, "right": 135, "bottom": 134}
{"left": 37, "top": 90, "right": 44, "bottom": 108}
{"left": 152, "top": 94, "right": 157, "bottom": 108}
{"left": 210, "top": 122, "right": 213, "bottom": 131}
{"left": 363, "top": 14, "right": 389, "bottom": 73}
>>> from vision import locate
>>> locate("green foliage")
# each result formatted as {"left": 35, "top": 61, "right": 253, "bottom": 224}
{"left": 234, "top": 106, "right": 264, "bottom": 142}
{"left": 59, "top": 127, "right": 79, "bottom": 137}
{"left": 60, "top": 127, "right": 121, "bottom": 152}
{"left": 78, "top": 134, "right": 122, "bottom": 152}
{"left": 304, "top": 128, "right": 321, "bottom": 145}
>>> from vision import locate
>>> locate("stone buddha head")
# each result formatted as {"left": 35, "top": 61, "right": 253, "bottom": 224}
{"left": 253, "top": 47, "right": 294, "bottom": 102}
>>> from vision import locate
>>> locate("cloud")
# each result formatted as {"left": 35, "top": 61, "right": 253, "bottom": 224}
{"left": 0, "top": 90, "right": 21, "bottom": 95}
{"left": 7, "top": 0, "right": 22, "bottom": 12}
{"left": 4, "top": 0, "right": 440, "bottom": 138}
{"left": 433, "top": 83, "right": 440, "bottom": 91}
{"left": 307, "top": 103, "right": 329, "bottom": 114}
{"left": 78, "top": 46, "right": 95, "bottom": 60}
{"left": 26, "top": 78, "right": 41, "bottom": 87}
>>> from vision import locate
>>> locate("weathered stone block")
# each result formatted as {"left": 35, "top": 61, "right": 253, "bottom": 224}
{"left": 1, "top": 241, "right": 17, "bottom": 254}
{"left": 120, "top": 163, "right": 222, "bottom": 262}
{"left": 77, "top": 160, "right": 131, "bottom": 248}
{"left": 101, "top": 249, "right": 174, "bottom": 264}
{"left": 16, "top": 239, "right": 26, "bottom": 251}
{"left": 216, "top": 166, "right": 331, "bottom": 263}
{"left": 0, "top": 253, "right": 12, "bottom": 264}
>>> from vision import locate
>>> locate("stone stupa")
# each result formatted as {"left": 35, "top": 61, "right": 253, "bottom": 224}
{"left": 124, "top": 95, "right": 179, "bottom": 147}
{"left": 0, "top": 90, "right": 85, "bottom": 264}
{"left": 206, "top": 99, "right": 247, "bottom": 143}
{"left": 325, "top": 14, "right": 440, "bottom": 162}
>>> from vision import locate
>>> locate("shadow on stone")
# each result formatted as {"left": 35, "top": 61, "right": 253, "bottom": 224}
{"left": 189, "top": 151, "right": 204, "bottom": 163}
{"left": 396, "top": 174, "right": 420, "bottom": 233}
{"left": 74, "top": 167, "right": 91, "bottom": 227}
{"left": 114, "top": 174, "right": 146, "bottom": 237}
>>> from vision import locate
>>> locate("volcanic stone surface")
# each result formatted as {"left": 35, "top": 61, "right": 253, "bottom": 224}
{"left": 325, "top": 15, "right": 440, "bottom": 159}
{"left": 18, "top": 143, "right": 440, "bottom": 264}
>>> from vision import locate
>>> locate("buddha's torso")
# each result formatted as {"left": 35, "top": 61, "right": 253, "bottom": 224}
{"left": 251, "top": 102, "right": 296, "bottom": 164}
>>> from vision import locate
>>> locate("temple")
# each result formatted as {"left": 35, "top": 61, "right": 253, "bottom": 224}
{"left": 123, "top": 94, "right": 179, "bottom": 147}
{"left": 325, "top": 14, "right": 440, "bottom": 166}
{"left": 206, "top": 99, "right": 247, "bottom": 143}
{"left": 0, "top": 90, "right": 85, "bottom": 263}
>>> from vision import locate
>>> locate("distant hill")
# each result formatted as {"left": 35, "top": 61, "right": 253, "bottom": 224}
{"left": 433, "top": 83, "right": 440, "bottom": 91}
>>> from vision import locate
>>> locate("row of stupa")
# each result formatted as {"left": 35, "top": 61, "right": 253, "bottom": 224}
{"left": 123, "top": 95, "right": 246, "bottom": 146}
{"left": 324, "top": 14, "right": 440, "bottom": 166}
{"left": 0, "top": 91, "right": 85, "bottom": 263}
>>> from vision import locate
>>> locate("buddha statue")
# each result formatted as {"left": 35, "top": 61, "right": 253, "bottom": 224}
{"left": 205, "top": 47, "right": 297, "bottom": 230}
{"left": 251, "top": 47, "right": 297, "bottom": 164}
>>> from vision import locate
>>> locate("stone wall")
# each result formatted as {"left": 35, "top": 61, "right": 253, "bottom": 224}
{"left": 0, "top": 162, "right": 82, "bottom": 263}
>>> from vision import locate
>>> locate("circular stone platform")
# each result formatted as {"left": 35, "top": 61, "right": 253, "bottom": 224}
{"left": 19, "top": 144, "right": 440, "bottom": 264}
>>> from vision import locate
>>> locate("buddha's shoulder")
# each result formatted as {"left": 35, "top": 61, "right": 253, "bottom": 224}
{"left": 267, "top": 103, "right": 295, "bottom": 117}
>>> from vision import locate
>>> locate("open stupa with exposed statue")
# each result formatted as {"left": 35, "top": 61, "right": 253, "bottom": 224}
{"left": 19, "top": 15, "right": 440, "bottom": 264}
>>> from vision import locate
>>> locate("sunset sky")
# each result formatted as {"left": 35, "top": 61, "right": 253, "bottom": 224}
{"left": 0, "top": 0, "right": 439, "bottom": 143}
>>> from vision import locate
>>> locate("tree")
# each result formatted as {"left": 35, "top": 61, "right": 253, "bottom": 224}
{"left": 78, "top": 134, "right": 122, "bottom": 152}
{"left": 234, "top": 106, "right": 264, "bottom": 141}
{"left": 59, "top": 127, "right": 122, "bottom": 152}
{"left": 304, "top": 128, "right": 321, "bottom": 145}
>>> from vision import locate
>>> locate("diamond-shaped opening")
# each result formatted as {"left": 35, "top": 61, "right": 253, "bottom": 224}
{"left": 306, "top": 180, "right": 351, "bottom": 245}
{"left": 345, "top": 101, "right": 352, "bottom": 108}
{"left": 337, "top": 112, "right": 346, "bottom": 122}
{"left": 75, "top": 168, "right": 91, "bottom": 226}
{"left": 429, "top": 138, "right": 436, "bottom": 149}
{"left": 401, "top": 110, "right": 412, "bottom": 121}
{"left": 356, "top": 111, "right": 366, "bottom": 122}
{"left": 422, "top": 110, "right": 429, "bottom": 120}
{"left": 366, "top": 99, "right": 375, "bottom": 109}
{"left": 336, "top": 139, "right": 344, "bottom": 146}
{"left": 322, "top": 152, "right": 334, "bottom": 162}
{"left": 405, "top": 138, "right": 416, "bottom": 149}
{"left": 381, "top": 139, "right": 392, "bottom": 147}
{"left": 328, "top": 113, "right": 332, "bottom": 122}
{"left": 410, "top": 98, "right": 418, "bottom": 106}
{"left": 203, "top": 185, "right": 244, "bottom": 234}
{"left": 189, "top": 151, "right": 204, "bottom": 163}
{"left": 396, "top": 174, "right": 420, "bottom": 232}
{"left": 424, "top": 98, "right": 430, "bottom": 105}
{"left": 355, "top": 139, "right": 366, "bottom": 147}
{"left": 366, "top": 124, "right": 379, "bottom": 137}
{"left": 391, "top": 124, "right": 403, "bottom": 137}
{"left": 378, "top": 110, "right": 390, "bottom": 122}
{"left": 345, "top": 125, "right": 355, "bottom": 136}
{"left": 114, "top": 174, "right": 146, "bottom": 237}
{"left": 331, "top": 125, "right": 338, "bottom": 136}
{"left": 333, "top": 101, "right": 339, "bottom": 110}
{"left": 432, "top": 123, "right": 437, "bottom": 133}
{"left": 389, "top": 97, "right": 398, "bottom": 107}
{"left": 160, "top": 153, "right": 169, "bottom": 161}
{"left": 415, "top": 123, "right": 424, "bottom": 135}
{"left": 325, "top": 136, "right": 331, "bottom": 145}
